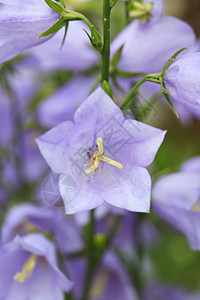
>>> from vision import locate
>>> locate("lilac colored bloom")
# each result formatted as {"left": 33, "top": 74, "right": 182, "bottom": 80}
{"left": 0, "top": 88, "right": 13, "bottom": 146}
{"left": 180, "top": 156, "right": 200, "bottom": 172}
{"left": 143, "top": 283, "right": 192, "bottom": 300}
{"left": 0, "top": 0, "right": 59, "bottom": 64}
{"left": 67, "top": 252, "right": 138, "bottom": 300}
{"left": 36, "top": 88, "right": 166, "bottom": 214}
{"left": 0, "top": 234, "right": 73, "bottom": 300}
{"left": 37, "top": 76, "right": 95, "bottom": 128}
{"left": 111, "top": 16, "right": 196, "bottom": 74}
{"left": 164, "top": 52, "right": 200, "bottom": 110}
{"left": 152, "top": 164, "right": 200, "bottom": 250}
{"left": 29, "top": 22, "right": 99, "bottom": 72}
{"left": 1, "top": 203, "right": 83, "bottom": 254}
{"left": 15, "top": 130, "right": 48, "bottom": 182}
{"left": 143, "top": 0, "right": 164, "bottom": 20}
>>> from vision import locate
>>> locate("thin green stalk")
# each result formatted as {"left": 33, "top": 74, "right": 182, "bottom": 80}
{"left": 101, "top": 0, "right": 111, "bottom": 82}
{"left": 81, "top": 209, "right": 95, "bottom": 300}
{"left": 120, "top": 73, "right": 161, "bottom": 110}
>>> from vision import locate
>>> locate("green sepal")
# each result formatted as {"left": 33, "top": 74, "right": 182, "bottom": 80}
{"left": 102, "top": 80, "right": 114, "bottom": 99}
{"left": 160, "top": 84, "right": 172, "bottom": 96}
{"left": 60, "top": 22, "right": 69, "bottom": 50}
{"left": 38, "top": 17, "right": 65, "bottom": 38}
{"left": 162, "top": 89, "right": 179, "bottom": 118}
{"left": 44, "top": 0, "right": 64, "bottom": 14}
{"left": 110, "top": 0, "right": 118, "bottom": 9}
{"left": 161, "top": 47, "right": 189, "bottom": 80}
{"left": 91, "top": 25, "right": 103, "bottom": 52}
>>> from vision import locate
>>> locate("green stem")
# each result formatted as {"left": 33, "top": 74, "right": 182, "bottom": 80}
{"left": 101, "top": 0, "right": 111, "bottom": 82}
{"left": 120, "top": 73, "right": 161, "bottom": 110}
{"left": 81, "top": 210, "right": 95, "bottom": 300}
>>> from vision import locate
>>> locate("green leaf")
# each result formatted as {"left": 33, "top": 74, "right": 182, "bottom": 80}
{"left": 38, "top": 17, "right": 65, "bottom": 38}
{"left": 161, "top": 90, "right": 179, "bottom": 118}
{"left": 44, "top": 0, "right": 64, "bottom": 14}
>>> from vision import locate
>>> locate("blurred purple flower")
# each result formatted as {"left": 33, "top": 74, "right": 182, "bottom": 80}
{"left": 0, "top": 0, "right": 59, "bottom": 64}
{"left": 111, "top": 16, "right": 196, "bottom": 74}
{"left": 143, "top": 283, "right": 191, "bottom": 300}
{"left": 152, "top": 158, "right": 200, "bottom": 250}
{"left": 180, "top": 156, "right": 200, "bottom": 172}
{"left": 37, "top": 76, "right": 95, "bottom": 128}
{"left": 29, "top": 22, "right": 99, "bottom": 72}
{"left": 36, "top": 88, "right": 166, "bottom": 214}
{"left": 164, "top": 52, "right": 200, "bottom": 110}
{"left": 67, "top": 252, "right": 138, "bottom": 300}
{"left": 0, "top": 234, "right": 73, "bottom": 299}
{"left": 1, "top": 203, "right": 83, "bottom": 254}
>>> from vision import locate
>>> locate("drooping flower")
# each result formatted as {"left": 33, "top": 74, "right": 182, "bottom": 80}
{"left": 152, "top": 157, "right": 200, "bottom": 250}
{"left": 36, "top": 88, "right": 166, "bottom": 214}
{"left": 0, "top": 234, "right": 73, "bottom": 300}
{"left": 163, "top": 52, "right": 200, "bottom": 110}
{"left": 0, "top": 0, "right": 59, "bottom": 64}
{"left": 111, "top": 16, "right": 196, "bottom": 74}
{"left": 1, "top": 203, "right": 83, "bottom": 254}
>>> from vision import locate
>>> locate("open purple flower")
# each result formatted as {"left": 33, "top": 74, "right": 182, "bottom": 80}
{"left": 152, "top": 158, "right": 200, "bottom": 250}
{"left": 111, "top": 16, "right": 196, "bottom": 74}
{"left": 164, "top": 52, "right": 200, "bottom": 110}
{"left": 0, "top": 234, "right": 73, "bottom": 299}
{"left": 0, "top": 0, "right": 59, "bottom": 64}
{"left": 1, "top": 204, "right": 83, "bottom": 254}
{"left": 36, "top": 88, "right": 166, "bottom": 214}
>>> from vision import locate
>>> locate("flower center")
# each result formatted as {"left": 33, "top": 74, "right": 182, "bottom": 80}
{"left": 83, "top": 137, "right": 123, "bottom": 175}
{"left": 13, "top": 254, "right": 37, "bottom": 283}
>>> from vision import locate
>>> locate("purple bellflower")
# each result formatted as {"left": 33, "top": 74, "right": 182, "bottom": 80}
{"left": 37, "top": 76, "right": 95, "bottom": 128}
{"left": 29, "top": 22, "right": 99, "bottom": 72}
{"left": 67, "top": 251, "right": 138, "bottom": 300}
{"left": 0, "top": 0, "right": 59, "bottom": 64}
{"left": 111, "top": 16, "right": 196, "bottom": 74}
{"left": 36, "top": 88, "right": 166, "bottom": 214}
{"left": 152, "top": 157, "right": 200, "bottom": 250}
{"left": 1, "top": 203, "right": 83, "bottom": 254}
{"left": 0, "top": 233, "right": 73, "bottom": 300}
{"left": 163, "top": 52, "right": 200, "bottom": 111}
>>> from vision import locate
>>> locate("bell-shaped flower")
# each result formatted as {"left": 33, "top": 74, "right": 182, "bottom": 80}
{"left": 36, "top": 88, "right": 166, "bottom": 214}
{"left": 1, "top": 203, "right": 83, "bottom": 254}
{"left": 0, "top": 234, "right": 73, "bottom": 300}
{"left": 163, "top": 52, "right": 200, "bottom": 110}
{"left": 152, "top": 158, "right": 200, "bottom": 250}
{"left": 111, "top": 16, "right": 196, "bottom": 74}
{"left": 67, "top": 252, "right": 138, "bottom": 300}
{"left": 0, "top": 0, "right": 59, "bottom": 64}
